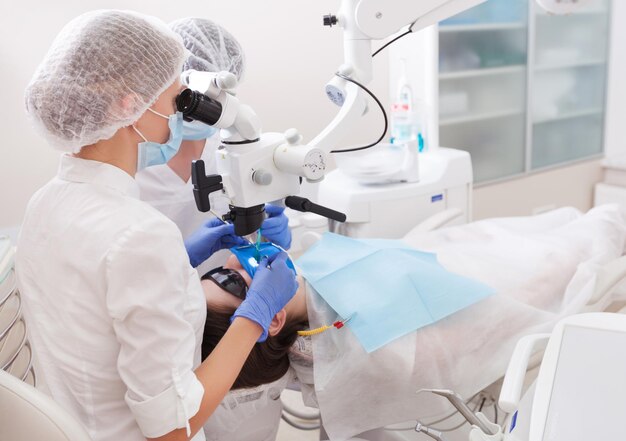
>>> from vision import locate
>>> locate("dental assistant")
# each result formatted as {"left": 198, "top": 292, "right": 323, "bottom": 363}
{"left": 16, "top": 10, "right": 298, "bottom": 441}
{"left": 137, "top": 17, "right": 291, "bottom": 276}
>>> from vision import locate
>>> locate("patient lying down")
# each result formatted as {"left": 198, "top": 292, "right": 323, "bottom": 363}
{"left": 200, "top": 205, "right": 626, "bottom": 440}
{"left": 201, "top": 254, "right": 309, "bottom": 389}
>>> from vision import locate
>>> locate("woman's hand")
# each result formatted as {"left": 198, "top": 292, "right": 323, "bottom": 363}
{"left": 261, "top": 204, "right": 292, "bottom": 249}
{"left": 184, "top": 218, "right": 248, "bottom": 268}
{"left": 230, "top": 251, "right": 299, "bottom": 341}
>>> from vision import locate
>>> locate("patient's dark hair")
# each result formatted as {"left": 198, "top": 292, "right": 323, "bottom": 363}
{"left": 202, "top": 307, "right": 308, "bottom": 389}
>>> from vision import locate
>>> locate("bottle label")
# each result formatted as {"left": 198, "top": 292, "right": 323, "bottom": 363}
{"left": 391, "top": 103, "right": 410, "bottom": 112}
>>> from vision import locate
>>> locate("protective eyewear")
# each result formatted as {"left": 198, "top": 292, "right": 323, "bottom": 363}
{"left": 202, "top": 267, "right": 248, "bottom": 300}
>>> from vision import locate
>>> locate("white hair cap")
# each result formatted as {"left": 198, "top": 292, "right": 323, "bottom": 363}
{"left": 25, "top": 10, "right": 187, "bottom": 152}
{"left": 170, "top": 17, "right": 245, "bottom": 80}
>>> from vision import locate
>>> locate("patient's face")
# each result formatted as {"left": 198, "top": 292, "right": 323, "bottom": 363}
{"left": 202, "top": 254, "right": 250, "bottom": 311}
{"left": 202, "top": 254, "right": 307, "bottom": 322}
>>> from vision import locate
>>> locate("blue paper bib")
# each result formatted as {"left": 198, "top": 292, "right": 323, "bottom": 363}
{"left": 296, "top": 233, "right": 494, "bottom": 352}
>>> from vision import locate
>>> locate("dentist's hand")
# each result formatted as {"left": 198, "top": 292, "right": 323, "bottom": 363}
{"left": 231, "top": 251, "right": 299, "bottom": 341}
{"left": 261, "top": 204, "right": 292, "bottom": 249}
{"left": 185, "top": 218, "right": 248, "bottom": 268}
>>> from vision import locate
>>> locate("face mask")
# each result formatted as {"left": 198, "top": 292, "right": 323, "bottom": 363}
{"left": 133, "top": 108, "right": 183, "bottom": 171}
{"left": 182, "top": 119, "right": 218, "bottom": 141}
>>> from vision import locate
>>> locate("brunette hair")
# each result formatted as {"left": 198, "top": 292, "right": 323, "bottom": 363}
{"left": 202, "top": 307, "right": 308, "bottom": 389}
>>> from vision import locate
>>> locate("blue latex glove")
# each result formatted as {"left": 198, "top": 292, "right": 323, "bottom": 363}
{"left": 231, "top": 251, "right": 299, "bottom": 342}
{"left": 185, "top": 218, "right": 248, "bottom": 268}
{"left": 261, "top": 204, "right": 292, "bottom": 250}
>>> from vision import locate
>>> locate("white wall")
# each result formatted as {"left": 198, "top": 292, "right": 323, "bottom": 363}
{"left": 0, "top": 0, "right": 389, "bottom": 232}
{"left": 473, "top": 159, "right": 603, "bottom": 219}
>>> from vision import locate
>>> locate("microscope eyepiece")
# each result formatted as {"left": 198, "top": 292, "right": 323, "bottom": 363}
{"left": 176, "top": 88, "right": 223, "bottom": 125}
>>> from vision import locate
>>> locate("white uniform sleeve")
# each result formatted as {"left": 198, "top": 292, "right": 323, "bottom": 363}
{"left": 105, "top": 219, "right": 204, "bottom": 438}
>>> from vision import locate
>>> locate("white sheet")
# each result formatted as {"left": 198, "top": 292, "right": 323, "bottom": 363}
{"left": 307, "top": 205, "right": 626, "bottom": 440}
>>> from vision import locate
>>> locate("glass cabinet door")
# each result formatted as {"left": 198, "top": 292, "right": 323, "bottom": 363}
{"left": 438, "top": 0, "right": 529, "bottom": 183}
{"left": 530, "top": 0, "right": 610, "bottom": 169}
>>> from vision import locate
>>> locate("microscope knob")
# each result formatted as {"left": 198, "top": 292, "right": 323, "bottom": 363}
{"left": 323, "top": 14, "right": 338, "bottom": 27}
{"left": 216, "top": 72, "right": 238, "bottom": 90}
{"left": 284, "top": 128, "right": 303, "bottom": 146}
{"left": 252, "top": 169, "right": 273, "bottom": 186}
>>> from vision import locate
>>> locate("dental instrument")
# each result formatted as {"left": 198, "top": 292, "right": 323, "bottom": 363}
{"left": 297, "top": 314, "right": 355, "bottom": 337}
{"left": 415, "top": 422, "right": 446, "bottom": 441}
{"left": 255, "top": 228, "right": 262, "bottom": 259}
{"left": 420, "top": 389, "right": 498, "bottom": 436}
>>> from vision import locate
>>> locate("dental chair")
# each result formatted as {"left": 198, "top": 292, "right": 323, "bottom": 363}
{"left": 493, "top": 312, "right": 626, "bottom": 441}
{"left": 0, "top": 369, "right": 93, "bottom": 441}
{"left": 0, "top": 238, "right": 92, "bottom": 440}
{"left": 0, "top": 238, "right": 35, "bottom": 385}
{"left": 282, "top": 208, "right": 626, "bottom": 441}
{"left": 406, "top": 312, "right": 626, "bottom": 441}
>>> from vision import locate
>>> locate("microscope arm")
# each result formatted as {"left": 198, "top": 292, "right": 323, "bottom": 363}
{"left": 308, "top": 0, "right": 588, "bottom": 156}
{"left": 354, "top": 0, "right": 486, "bottom": 39}
{"left": 307, "top": 0, "right": 485, "bottom": 156}
{"left": 309, "top": 81, "right": 368, "bottom": 153}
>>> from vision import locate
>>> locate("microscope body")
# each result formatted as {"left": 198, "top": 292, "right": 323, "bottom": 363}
{"left": 178, "top": 70, "right": 329, "bottom": 235}
{"left": 215, "top": 132, "right": 302, "bottom": 208}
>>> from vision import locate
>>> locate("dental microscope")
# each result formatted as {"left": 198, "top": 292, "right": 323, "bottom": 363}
{"left": 175, "top": 0, "right": 488, "bottom": 236}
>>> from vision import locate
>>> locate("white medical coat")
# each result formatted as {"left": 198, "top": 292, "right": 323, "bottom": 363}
{"left": 16, "top": 155, "right": 206, "bottom": 441}
{"left": 136, "top": 137, "right": 285, "bottom": 439}
{"left": 136, "top": 136, "right": 231, "bottom": 276}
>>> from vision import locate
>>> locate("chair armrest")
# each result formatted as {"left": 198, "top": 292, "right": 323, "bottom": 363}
{"left": 499, "top": 333, "right": 551, "bottom": 413}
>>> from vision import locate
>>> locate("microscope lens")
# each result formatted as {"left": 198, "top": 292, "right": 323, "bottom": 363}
{"left": 175, "top": 89, "right": 223, "bottom": 126}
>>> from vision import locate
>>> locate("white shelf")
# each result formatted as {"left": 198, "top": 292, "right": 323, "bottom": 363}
{"left": 439, "top": 65, "right": 525, "bottom": 80}
{"left": 533, "top": 108, "right": 603, "bottom": 124}
{"left": 440, "top": 109, "right": 524, "bottom": 126}
{"left": 430, "top": 0, "right": 611, "bottom": 183}
{"left": 535, "top": 59, "right": 606, "bottom": 71}
{"left": 439, "top": 22, "right": 526, "bottom": 33}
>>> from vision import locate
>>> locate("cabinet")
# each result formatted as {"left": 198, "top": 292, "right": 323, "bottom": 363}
{"left": 392, "top": 0, "right": 612, "bottom": 184}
